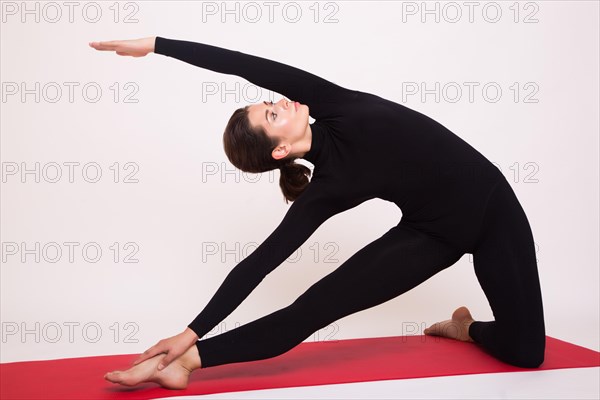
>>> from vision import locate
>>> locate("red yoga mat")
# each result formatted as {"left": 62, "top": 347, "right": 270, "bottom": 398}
{"left": 1, "top": 335, "right": 599, "bottom": 400}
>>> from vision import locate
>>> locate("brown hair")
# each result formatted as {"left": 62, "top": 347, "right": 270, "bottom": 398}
{"left": 222, "top": 105, "right": 312, "bottom": 204}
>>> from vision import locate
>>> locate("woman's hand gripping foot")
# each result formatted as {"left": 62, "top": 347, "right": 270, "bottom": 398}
{"left": 104, "top": 328, "right": 202, "bottom": 389}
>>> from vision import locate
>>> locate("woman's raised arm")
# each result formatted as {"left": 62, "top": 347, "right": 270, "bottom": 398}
{"left": 90, "top": 36, "right": 356, "bottom": 119}
{"left": 152, "top": 36, "right": 356, "bottom": 120}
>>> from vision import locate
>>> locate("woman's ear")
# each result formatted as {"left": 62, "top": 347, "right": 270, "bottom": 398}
{"left": 271, "top": 142, "right": 291, "bottom": 161}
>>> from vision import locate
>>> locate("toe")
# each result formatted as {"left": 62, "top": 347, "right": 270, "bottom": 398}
{"left": 105, "top": 371, "right": 122, "bottom": 383}
{"left": 425, "top": 322, "right": 438, "bottom": 335}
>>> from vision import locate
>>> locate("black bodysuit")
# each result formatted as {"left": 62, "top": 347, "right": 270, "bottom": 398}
{"left": 154, "top": 36, "right": 546, "bottom": 369}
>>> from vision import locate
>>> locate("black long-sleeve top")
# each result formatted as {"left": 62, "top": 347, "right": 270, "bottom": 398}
{"left": 154, "top": 36, "right": 502, "bottom": 339}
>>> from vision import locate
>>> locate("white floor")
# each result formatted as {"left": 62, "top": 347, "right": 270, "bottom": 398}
{"left": 162, "top": 366, "right": 600, "bottom": 400}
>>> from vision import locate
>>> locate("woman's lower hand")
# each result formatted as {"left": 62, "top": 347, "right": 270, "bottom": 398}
{"left": 132, "top": 327, "right": 199, "bottom": 370}
{"left": 88, "top": 36, "right": 156, "bottom": 57}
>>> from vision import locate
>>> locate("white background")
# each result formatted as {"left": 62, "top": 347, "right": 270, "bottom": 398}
{"left": 1, "top": 1, "right": 598, "bottom": 364}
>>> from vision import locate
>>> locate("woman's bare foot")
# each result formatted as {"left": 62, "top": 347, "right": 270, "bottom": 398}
{"left": 424, "top": 306, "right": 475, "bottom": 343}
{"left": 104, "top": 344, "right": 201, "bottom": 389}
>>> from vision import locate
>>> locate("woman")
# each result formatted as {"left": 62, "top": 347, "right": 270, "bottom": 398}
{"left": 90, "top": 36, "right": 546, "bottom": 389}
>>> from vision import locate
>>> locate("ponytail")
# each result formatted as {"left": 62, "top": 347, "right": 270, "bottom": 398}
{"left": 278, "top": 161, "right": 312, "bottom": 204}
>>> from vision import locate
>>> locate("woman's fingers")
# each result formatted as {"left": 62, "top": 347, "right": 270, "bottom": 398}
{"left": 89, "top": 41, "right": 132, "bottom": 57}
{"left": 157, "top": 350, "right": 177, "bottom": 371}
{"left": 132, "top": 344, "right": 163, "bottom": 365}
{"left": 88, "top": 40, "right": 123, "bottom": 51}
{"left": 132, "top": 350, "right": 153, "bottom": 365}
{"left": 89, "top": 39, "right": 150, "bottom": 57}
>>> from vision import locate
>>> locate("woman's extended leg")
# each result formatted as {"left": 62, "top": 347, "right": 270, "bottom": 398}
{"left": 468, "top": 176, "right": 546, "bottom": 368}
{"left": 195, "top": 223, "right": 464, "bottom": 368}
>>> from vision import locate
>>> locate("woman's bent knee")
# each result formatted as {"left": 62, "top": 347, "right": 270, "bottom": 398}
{"left": 510, "top": 339, "right": 545, "bottom": 368}
{"left": 512, "top": 352, "right": 544, "bottom": 368}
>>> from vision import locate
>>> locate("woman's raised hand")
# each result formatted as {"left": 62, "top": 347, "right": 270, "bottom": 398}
{"left": 88, "top": 36, "right": 156, "bottom": 57}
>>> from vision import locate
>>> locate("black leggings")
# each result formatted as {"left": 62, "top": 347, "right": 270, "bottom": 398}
{"left": 195, "top": 176, "right": 546, "bottom": 369}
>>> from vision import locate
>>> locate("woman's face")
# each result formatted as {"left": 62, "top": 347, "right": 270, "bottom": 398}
{"left": 247, "top": 97, "right": 309, "bottom": 159}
